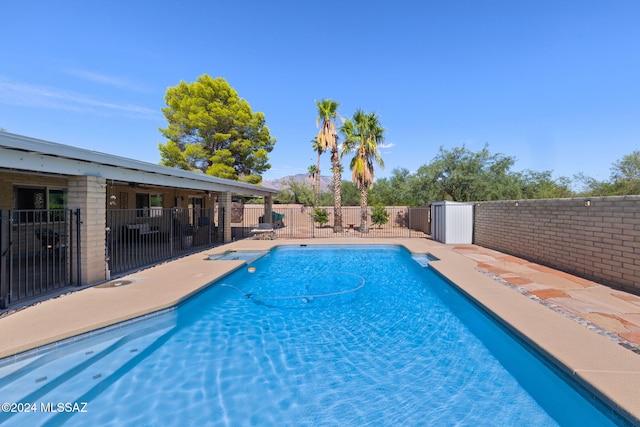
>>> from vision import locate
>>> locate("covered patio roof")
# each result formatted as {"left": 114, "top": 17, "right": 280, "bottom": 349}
{"left": 0, "top": 132, "right": 279, "bottom": 197}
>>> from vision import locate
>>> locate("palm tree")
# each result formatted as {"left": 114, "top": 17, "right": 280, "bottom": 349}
{"left": 341, "top": 109, "right": 385, "bottom": 233}
{"left": 307, "top": 164, "right": 319, "bottom": 206}
{"left": 316, "top": 99, "right": 343, "bottom": 232}
{"left": 310, "top": 137, "right": 324, "bottom": 207}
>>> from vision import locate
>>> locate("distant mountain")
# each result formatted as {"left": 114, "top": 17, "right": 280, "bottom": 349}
{"left": 263, "top": 174, "right": 333, "bottom": 192}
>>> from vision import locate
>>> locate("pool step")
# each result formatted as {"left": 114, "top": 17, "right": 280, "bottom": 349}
{"left": 411, "top": 254, "right": 436, "bottom": 267}
{"left": 208, "top": 251, "right": 267, "bottom": 263}
{"left": 0, "top": 313, "right": 176, "bottom": 426}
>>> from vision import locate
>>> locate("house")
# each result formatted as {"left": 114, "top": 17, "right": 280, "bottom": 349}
{"left": 0, "top": 132, "right": 278, "bottom": 308}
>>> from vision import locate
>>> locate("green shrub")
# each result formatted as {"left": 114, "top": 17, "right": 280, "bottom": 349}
{"left": 313, "top": 208, "right": 329, "bottom": 227}
{"left": 371, "top": 206, "right": 389, "bottom": 228}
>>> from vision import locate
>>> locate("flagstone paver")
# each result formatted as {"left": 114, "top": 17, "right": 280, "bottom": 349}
{"left": 453, "top": 245, "right": 640, "bottom": 351}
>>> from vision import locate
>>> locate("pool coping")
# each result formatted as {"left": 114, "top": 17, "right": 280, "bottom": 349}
{"left": 1, "top": 237, "right": 639, "bottom": 424}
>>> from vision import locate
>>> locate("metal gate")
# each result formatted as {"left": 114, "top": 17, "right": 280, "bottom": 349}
{"left": 106, "top": 207, "right": 221, "bottom": 277}
{"left": 0, "top": 209, "right": 79, "bottom": 309}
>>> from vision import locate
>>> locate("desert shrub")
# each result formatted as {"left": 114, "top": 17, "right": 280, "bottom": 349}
{"left": 371, "top": 206, "right": 389, "bottom": 228}
{"left": 313, "top": 208, "right": 329, "bottom": 227}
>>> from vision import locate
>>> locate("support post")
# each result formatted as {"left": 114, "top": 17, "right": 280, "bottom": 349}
{"left": 219, "top": 192, "right": 232, "bottom": 243}
{"left": 264, "top": 196, "right": 273, "bottom": 225}
{"left": 67, "top": 176, "right": 107, "bottom": 285}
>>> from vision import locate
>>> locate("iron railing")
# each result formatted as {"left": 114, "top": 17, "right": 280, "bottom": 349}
{"left": 0, "top": 205, "right": 430, "bottom": 310}
{"left": 0, "top": 209, "right": 78, "bottom": 309}
{"left": 234, "top": 206, "right": 431, "bottom": 240}
{"left": 106, "top": 207, "right": 222, "bottom": 277}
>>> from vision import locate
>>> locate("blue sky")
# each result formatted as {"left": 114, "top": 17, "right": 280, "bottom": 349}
{"left": 1, "top": 1, "right": 639, "bottom": 186}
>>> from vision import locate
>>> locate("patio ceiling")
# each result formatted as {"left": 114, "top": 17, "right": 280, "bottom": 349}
{"left": 0, "top": 132, "right": 278, "bottom": 197}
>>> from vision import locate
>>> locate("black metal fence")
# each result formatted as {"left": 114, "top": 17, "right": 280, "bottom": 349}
{"left": 0, "top": 209, "right": 79, "bottom": 309}
{"left": 233, "top": 206, "right": 431, "bottom": 239}
{"left": 106, "top": 207, "right": 222, "bottom": 277}
{"left": 0, "top": 204, "right": 430, "bottom": 310}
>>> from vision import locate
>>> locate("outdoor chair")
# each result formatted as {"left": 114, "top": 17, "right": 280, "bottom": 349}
{"left": 259, "top": 211, "right": 285, "bottom": 228}
{"left": 35, "top": 228, "right": 60, "bottom": 249}
{"left": 124, "top": 223, "right": 159, "bottom": 241}
{"left": 172, "top": 218, "right": 196, "bottom": 249}
{"left": 172, "top": 218, "right": 194, "bottom": 236}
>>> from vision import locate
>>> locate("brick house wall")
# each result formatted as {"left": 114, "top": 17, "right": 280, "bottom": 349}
{"left": 474, "top": 196, "right": 640, "bottom": 294}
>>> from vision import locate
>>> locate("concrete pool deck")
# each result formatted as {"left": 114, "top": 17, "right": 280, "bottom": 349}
{"left": 1, "top": 237, "right": 640, "bottom": 424}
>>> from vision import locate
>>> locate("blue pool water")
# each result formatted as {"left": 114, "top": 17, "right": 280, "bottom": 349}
{"left": 0, "top": 245, "right": 624, "bottom": 426}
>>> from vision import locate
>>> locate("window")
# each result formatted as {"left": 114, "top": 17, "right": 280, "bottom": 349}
{"left": 49, "top": 189, "right": 66, "bottom": 209}
{"left": 13, "top": 186, "right": 67, "bottom": 222}
{"left": 15, "top": 187, "right": 46, "bottom": 210}
{"left": 136, "top": 193, "right": 164, "bottom": 217}
{"left": 150, "top": 194, "right": 164, "bottom": 217}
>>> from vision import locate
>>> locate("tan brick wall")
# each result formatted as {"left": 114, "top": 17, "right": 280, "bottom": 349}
{"left": 474, "top": 196, "right": 640, "bottom": 293}
{"left": 68, "top": 176, "right": 107, "bottom": 285}
{"left": 219, "top": 192, "right": 232, "bottom": 243}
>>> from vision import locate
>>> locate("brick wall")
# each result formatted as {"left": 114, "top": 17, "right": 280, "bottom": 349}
{"left": 474, "top": 196, "right": 640, "bottom": 293}
{"left": 68, "top": 176, "right": 107, "bottom": 285}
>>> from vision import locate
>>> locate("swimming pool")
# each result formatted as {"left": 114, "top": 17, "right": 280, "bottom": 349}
{"left": 0, "top": 245, "right": 625, "bottom": 426}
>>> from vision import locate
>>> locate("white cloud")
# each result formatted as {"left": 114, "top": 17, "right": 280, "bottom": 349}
{"left": 0, "top": 77, "right": 160, "bottom": 120}
{"left": 378, "top": 142, "right": 395, "bottom": 149}
{"left": 64, "top": 68, "right": 149, "bottom": 92}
